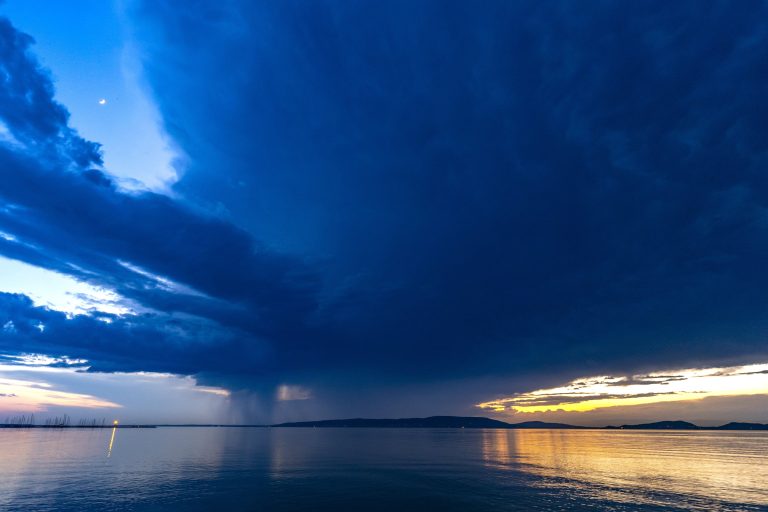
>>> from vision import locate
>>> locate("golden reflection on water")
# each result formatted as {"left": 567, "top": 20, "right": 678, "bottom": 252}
{"left": 107, "top": 425, "right": 117, "bottom": 458}
{"left": 481, "top": 429, "right": 768, "bottom": 507}
{"left": 481, "top": 428, "right": 513, "bottom": 465}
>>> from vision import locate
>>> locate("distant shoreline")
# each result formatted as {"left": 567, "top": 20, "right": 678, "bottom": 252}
{"left": 2, "top": 416, "right": 767, "bottom": 431}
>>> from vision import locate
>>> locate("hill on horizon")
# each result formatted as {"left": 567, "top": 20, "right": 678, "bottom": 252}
{"left": 272, "top": 416, "right": 768, "bottom": 430}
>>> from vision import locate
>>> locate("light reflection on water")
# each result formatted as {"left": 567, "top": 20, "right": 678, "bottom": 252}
{"left": 481, "top": 429, "right": 768, "bottom": 509}
{"left": 107, "top": 425, "right": 117, "bottom": 457}
{"left": 0, "top": 427, "right": 765, "bottom": 511}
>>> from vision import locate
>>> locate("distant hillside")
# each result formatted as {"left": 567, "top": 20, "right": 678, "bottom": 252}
{"left": 713, "top": 422, "right": 768, "bottom": 431}
{"left": 273, "top": 416, "right": 768, "bottom": 430}
{"left": 275, "top": 416, "right": 510, "bottom": 429}
{"left": 506, "top": 420, "right": 584, "bottom": 429}
{"left": 606, "top": 420, "right": 768, "bottom": 430}
{"left": 273, "top": 416, "right": 582, "bottom": 429}
{"left": 614, "top": 421, "right": 700, "bottom": 430}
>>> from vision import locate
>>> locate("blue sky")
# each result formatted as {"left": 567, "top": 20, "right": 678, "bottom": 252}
{"left": 0, "top": 0, "right": 766, "bottom": 425}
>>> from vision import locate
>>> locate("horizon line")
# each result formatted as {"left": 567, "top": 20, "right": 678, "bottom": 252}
{"left": 2, "top": 416, "right": 767, "bottom": 431}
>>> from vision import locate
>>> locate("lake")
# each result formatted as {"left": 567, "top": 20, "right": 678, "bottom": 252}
{"left": 0, "top": 428, "right": 765, "bottom": 511}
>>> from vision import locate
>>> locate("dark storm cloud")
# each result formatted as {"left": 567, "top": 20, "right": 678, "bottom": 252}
{"left": 1, "top": 0, "right": 768, "bottom": 417}
{"left": 130, "top": 0, "right": 768, "bottom": 382}
{"left": 0, "top": 142, "right": 319, "bottom": 334}
{"left": 0, "top": 18, "right": 101, "bottom": 167}
{"left": 604, "top": 375, "right": 690, "bottom": 387}
{"left": 0, "top": 292, "right": 267, "bottom": 375}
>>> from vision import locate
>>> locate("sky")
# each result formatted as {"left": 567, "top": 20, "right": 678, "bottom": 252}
{"left": 0, "top": 0, "right": 766, "bottom": 425}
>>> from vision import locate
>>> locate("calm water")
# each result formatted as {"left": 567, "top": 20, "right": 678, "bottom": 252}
{"left": 0, "top": 428, "right": 766, "bottom": 511}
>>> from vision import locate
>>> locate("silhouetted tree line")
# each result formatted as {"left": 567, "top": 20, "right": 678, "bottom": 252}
{"left": 2, "top": 414, "right": 109, "bottom": 428}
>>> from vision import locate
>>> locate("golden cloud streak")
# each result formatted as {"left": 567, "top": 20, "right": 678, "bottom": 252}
{"left": 478, "top": 363, "right": 768, "bottom": 413}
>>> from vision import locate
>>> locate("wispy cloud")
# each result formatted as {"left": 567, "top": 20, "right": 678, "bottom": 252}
{"left": 0, "top": 376, "right": 120, "bottom": 412}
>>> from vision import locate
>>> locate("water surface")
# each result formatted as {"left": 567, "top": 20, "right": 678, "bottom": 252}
{"left": 0, "top": 427, "right": 765, "bottom": 511}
